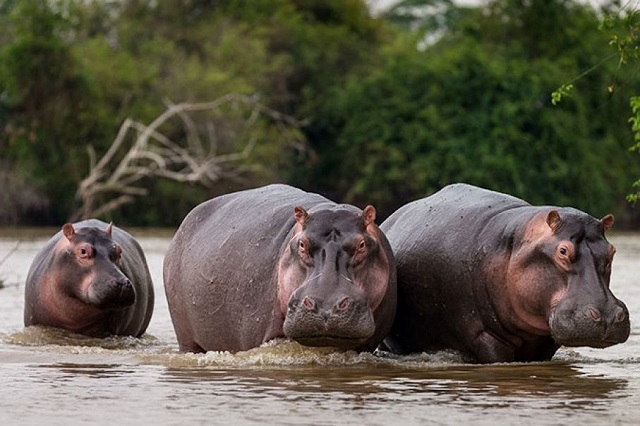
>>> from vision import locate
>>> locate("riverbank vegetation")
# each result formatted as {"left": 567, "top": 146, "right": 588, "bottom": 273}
{"left": 1, "top": 0, "right": 639, "bottom": 227}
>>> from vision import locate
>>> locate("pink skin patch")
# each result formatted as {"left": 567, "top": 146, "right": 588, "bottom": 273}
{"left": 507, "top": 210, "right": 619, "bottom": 342}
{"left": 501, "top": 211, "right": 570, "bottom": 336}
{"left": 40, "top": 225, "right": 104, "bottom": 329}
{"left": 353, "top": 224, "right": 391, "bottom": 312}
{"left": 81, "top": 271, "right": 98, "bottom": 304}
{"left": 276, "top": 241, "right": 306, "bottom": 316}
{"left": 38, "top": 260, "right": 102, "bottom": 333}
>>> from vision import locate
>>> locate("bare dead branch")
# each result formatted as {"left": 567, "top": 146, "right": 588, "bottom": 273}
{"left": 73, "top": 93, "right": 304, "bottom": 220}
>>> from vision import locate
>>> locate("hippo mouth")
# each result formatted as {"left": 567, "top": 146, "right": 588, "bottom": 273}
{"left": 549, "top": 306, "right": 630, "bottom": 348}
{"left": 558, "top": 340, "right": 623, "bottom": 349}
{"left": 551, "top": 333, "right": 627, "bottom": 349}
{"left": 552, "top": 337, "right": 626, "bottom": 349}
{"left": 87, "top": 281, "right": 136, "bottom": 309}
{"left": 283, "top": 291, "right": 377, "bottom": 350}
{"left": 283, "top": 312, "right": 376, "bottom": 350}
{"left": 289, "top": 334, "right": 370, "bottom": 350}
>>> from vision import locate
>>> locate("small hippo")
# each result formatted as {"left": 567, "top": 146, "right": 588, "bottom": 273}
{"left": 163, "top": 184, "right": 396, "bottom": 353}
{"left": 24, "top": 219, "right": 154, "bottom": 337}
{"left": 381, "top": 183, "right": 630, "bottom": 363}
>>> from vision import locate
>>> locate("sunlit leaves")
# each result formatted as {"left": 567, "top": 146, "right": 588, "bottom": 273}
{"left": 551, "top": 83, "right": 574, "bottom": 105}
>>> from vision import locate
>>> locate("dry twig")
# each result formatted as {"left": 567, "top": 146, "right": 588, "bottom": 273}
{"left": 73, "top": 93, "right": 304, "bottom": 220}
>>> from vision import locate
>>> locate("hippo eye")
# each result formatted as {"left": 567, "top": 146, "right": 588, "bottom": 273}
{"left": 350, "top": 238, "right": 369, "bottom": 265}
{"left": 296, "top": 238, "right": 314, "bottom": 266}
{"left": 77, "top": 245, "right": 94, "bottom": 259}
{"left": 298, "top": 239, "right": 312, "bottom": 259}
{"left": 556, "top": 242, "right": 574, "bottom": 263}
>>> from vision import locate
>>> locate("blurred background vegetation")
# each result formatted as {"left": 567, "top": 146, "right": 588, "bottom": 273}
{"left": 0, "top": 0, "right": 639, "bottom": 228}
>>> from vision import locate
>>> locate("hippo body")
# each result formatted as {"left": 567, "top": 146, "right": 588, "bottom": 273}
{"left": 24, "top": 219, "right": 154, "bottom": 337}
{"left": 381, "top": 183, "right": 629, "bottom": 363}
{"left": 163, "top": 184, "right": 396, "bottom": 353}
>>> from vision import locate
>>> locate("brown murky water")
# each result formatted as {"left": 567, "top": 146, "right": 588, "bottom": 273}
{"left": 1, "top": 229, "right": 639, "bottom": 425}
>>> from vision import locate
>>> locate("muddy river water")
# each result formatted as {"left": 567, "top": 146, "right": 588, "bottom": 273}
{"left": 1, "top": 228, "right": 639, "bottom": 425}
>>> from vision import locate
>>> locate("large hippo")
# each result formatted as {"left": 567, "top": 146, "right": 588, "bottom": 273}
{"left": 163, "top": 184, "right": 396, "bottom": 353}
{"left": 24, "top": 219, "right": 154, "bottom": 337}
{"left": 381, "top": 183, "right": 630, "bottom": 363}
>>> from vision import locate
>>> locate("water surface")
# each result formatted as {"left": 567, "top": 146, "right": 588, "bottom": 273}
{"left": 1, "top": 229, "right": 639, "bottom": 425}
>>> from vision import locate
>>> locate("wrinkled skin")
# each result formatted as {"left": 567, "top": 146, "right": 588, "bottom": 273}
{"left": 163, "top": 184, "right": 396, "bottom": 353}
{"left": 381, "top": 183, "right": 629, "bottom": 363}
{"left": 24, "top": 219, "right": 155, "bottom": 337}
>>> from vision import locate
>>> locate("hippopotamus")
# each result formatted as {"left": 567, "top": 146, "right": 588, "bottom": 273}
{"left": 24, "top": 219, "right": 154, "bottom": 337}
{"left": 381, "top": 183, "right": 630, "bottom": 363}
{"left": 163, "top": 184, "right": 396, "bottom": 353}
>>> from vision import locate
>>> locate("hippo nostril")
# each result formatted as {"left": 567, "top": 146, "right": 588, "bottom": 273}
{"left": 614, "top": 307, "right": 627, "bottom": 323}
{"left": 336, "top": 297, "right": 350, "bottom": 311}
{"left": 587, "top": 307, "right": 601, "bottom": 321}
{"left": 302, "top": 296, "right": 316, "bottom": 310}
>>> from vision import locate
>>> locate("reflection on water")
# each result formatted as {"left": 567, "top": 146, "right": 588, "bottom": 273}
{"left": 158, "top": 360, "right": 628, "bottom": 402}
{"left": 1, "top": 326, "right": 633, "bottom": 424}
{"left": 1, "top": 350, "right": 629, "bottom": 425}
{"left": 1, "top": 231, "right": 640, "bottom": 424}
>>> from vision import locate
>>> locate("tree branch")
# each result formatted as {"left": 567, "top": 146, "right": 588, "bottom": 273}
{"left": 72, "top": 93, "right": 304, "bottom": 220}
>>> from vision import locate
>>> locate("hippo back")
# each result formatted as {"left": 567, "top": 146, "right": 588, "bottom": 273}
{"left": 163, "top": 184, "right": 333, "bottom": 352}
{"left": 381, "top": 184, "right": 529, "bottom": 334}
{"left": 380, "top": 184, "right": 526, "bottom": 354}
{"left": 381, "top": 183, "right": 629, "bottom": 363}
{"left": 164, "top": 184, "right": 397, "bottom": 353}
{"left": 382, "top": 183, "right": 528, "bottom": 258}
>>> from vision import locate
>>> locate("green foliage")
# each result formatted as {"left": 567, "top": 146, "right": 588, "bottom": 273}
{"left": 301, "top": 0, "right": 640, "bottom": 223}
{"left": 0, "top": 0, "right": 384, "bottom": 226}
{"left": 551, "top": 84, "right": 574, "bottom": 105}
{"left": 554, "top": 1, "right": 640, "bottom": 206}
{"left": 1, "top": 0, "right": 639, "bottom": 227}
{"left": 601, "top": 2, "right": 640, "bottom": 65}
{"left": 629, "top": 96, "right": 640, "bottom": 203}
{"left": 0, "top": 0, "right": 107, "bottom": 223}
{"left": 600, "top": 3, "right": 640, "bottom": 205}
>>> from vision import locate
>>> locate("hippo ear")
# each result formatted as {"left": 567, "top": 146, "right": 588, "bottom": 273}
{"left": 294, "top": 206, "right": 308, "bottom": 226}
{"left": 546, "top": 210, "right": 562, "bottom": 233}
{"left": 362, "top": 205, "right": 376, "bottom": 228}
{"left": 62, "top": 223, "right": 76, "bottom": 242}
{"left": 601, "top": 214, "right": 614, "bottom": 231}
{"left": 105, "top": 222, "right": 113, "bottom": 237}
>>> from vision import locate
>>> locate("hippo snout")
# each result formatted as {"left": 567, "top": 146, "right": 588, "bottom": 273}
{"left": 550, "top": 299, "right": 630, "bottom": 348}
{"left": 116, "top": 278, "right": 136, "bottom": 306}
{"left": 283, "top": 292, "right": 376, "bottom": 349}
{"left": 88, "top": 276, "right": 136, "bottom": 309}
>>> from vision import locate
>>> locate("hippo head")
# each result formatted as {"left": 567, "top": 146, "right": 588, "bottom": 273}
{"left": 59, "top": 223, "right": 135, "bottom": 309}
{"left": 277, "top": 205, "right": 394, "bottom": 350}
{"left": 508, "top": 209, "right": 629, "bottom": 349}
